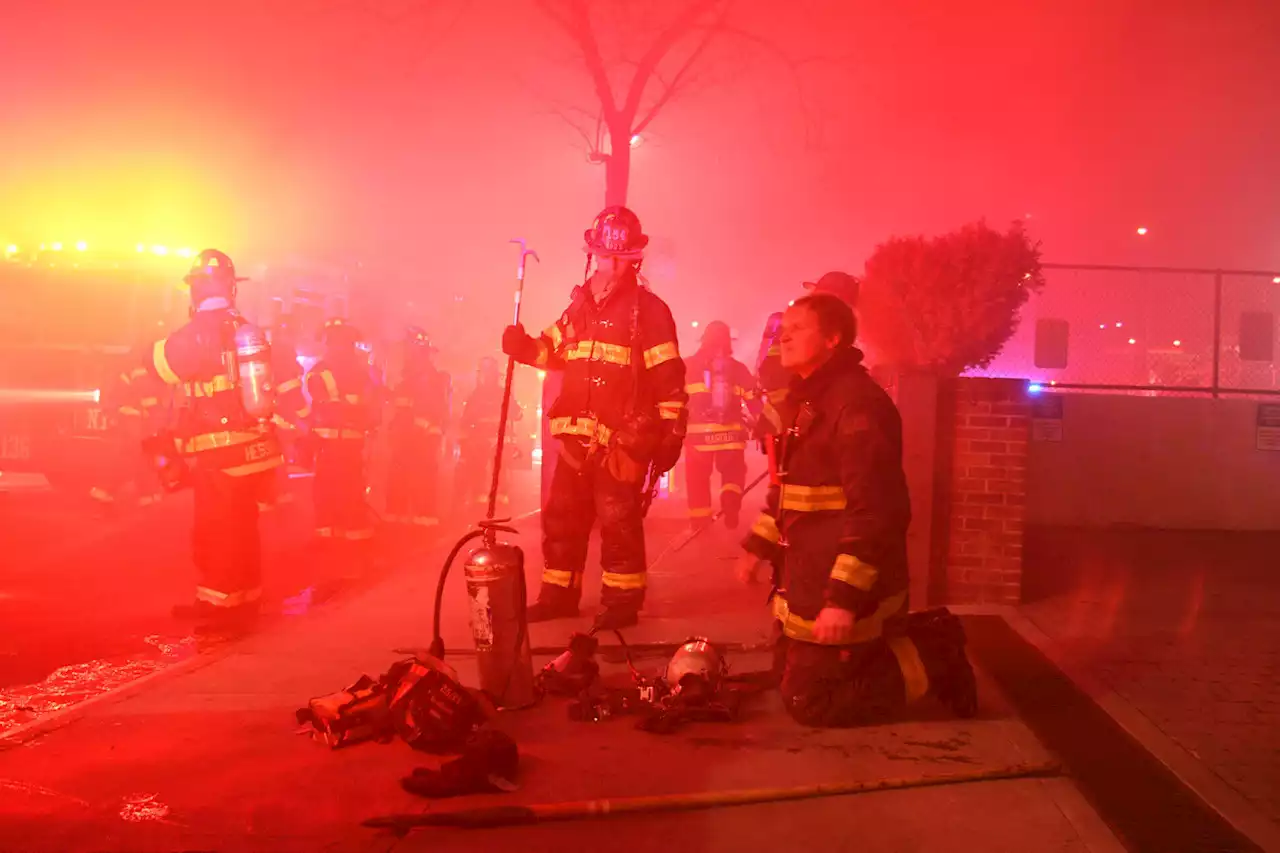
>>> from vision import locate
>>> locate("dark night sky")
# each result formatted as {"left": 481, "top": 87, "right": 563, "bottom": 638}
{"left": 2, "top": 0, "right": 1277, "bottom": 356}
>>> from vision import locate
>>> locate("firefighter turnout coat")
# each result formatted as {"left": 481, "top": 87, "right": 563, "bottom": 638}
{"left": 741, "top": 347, "right": 911, "bottom": 644}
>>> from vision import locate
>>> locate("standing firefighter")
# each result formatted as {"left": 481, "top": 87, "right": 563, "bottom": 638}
{"left": 306, "top": 318, "right": 379, "bottom": 556}
{"left": 264, "top": 316, "right": 310, "bottom": 512}
{"left": 683, "top": 321, "right": 759, "bottom": 530}
{"left": 502, "top": 206, "right": 688, "bottom": 630}
{"left": 736, "top": 293, "right": 976, "bottom": 726}
{"left": 386, "top": 327, "right": 450, "bottom": 530}
{"left": 145, "top": 249, "right": 281, "bottom": 634}
{"left": 455, "top": 356, "right": 518, "bottom": 513}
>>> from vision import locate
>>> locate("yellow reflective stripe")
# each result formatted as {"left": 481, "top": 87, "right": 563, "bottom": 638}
{"left": 533, "top": 339, "right": 550, "bottom": 368}
{"left": 689, "top": 507, "right": 713, "bottom": 518}
{"left": 224, "top": 455, "right": 283, "bottom": 477}
{"left": 684, "top": 382, "right": 709, "bottom": 394}
{"left": 344, "top": 394, "right": 363, "bottom": 405}
{"left": 188, "top": 375, "right": 235, "bottom": 397}
{"left": 780, "top": 484, "right": 846, "bottom": 512}
{"left": 643, "top": 341, "right": 679, "bottom": 369}
{"left": 550, "top": 416, "right": 613, "bottom": 447}
{"left": 742, "top": 388, "right": 756, "bottom": 401}
{"left": 411, "top": 516, "right": 439, "bottom": 527}
{"left": 271, "top": 413, "right": 297, "bottom": 430}
{"left": 601, "top": 571, "right": 646, "bottom": 590}
{"left": 751, "top": 513, "right": 779, "bottom": 544}
{"left": 296, "top": 405, "right": 312, "bottom": 419}
{"left": 658, "top": 400, "right": 685, "bottom": 420}
{"left": 195, "top": 585, "right": 263, "bottom": 607}
{"left": 767, "top": 387, "right": 789, "bottom": 404}
{"left": 693, "top": 442, "right": 747, "bottom": 451}
{"left": 319, "top": 370, "right": 340, "bottom": 401}
{"left": 721, "top": 483, "right": 743, "bottom": 494}
{"left": 563, "top": 340, "right": 631, "bottom": 366}
{"left": 412, "top": 417, "right": 442, "bottom": 433}
{"left": 761, "top": 399, "right": 783, "bottom": 433}
{"left": 831, "top": 554, "right": 878, "bottom": 591}
{"left": 342, "top": 528, "right": 374, "bottom": 540}
{"left": 771, "top": 591, "right": 907, "bottom": 645}
{"left": 277, "top": 378, "right": 302, "bottom": 394}
{"left": 767, "top": 345, "right": 780, "bottom": 357}
{"left": 316, "top": 527, "right": 334, "bottom": 537}
{"left": 689, "top": 423, "right": 744, "bottom": 434}
{"left": 152, "top": 339, "right": 180, "bottom": 384}
{"left": 118, "top": 406, "right": 142, "bottom": 417}
{"left": 139, "top": 396, "right": 159, "bottom": 408}
{"left": 542, "top": 569, "right": 575, "bottom": 588}
{"left": 313, "top": 427, "right": 364, "bottom": 439}
{"left": 184, "top": 429, "right": 268, "bottom": 453}
{"left": 888, "top": 636, "right": 930, "bottom": 702}
{"left": 130, "top": 366, "right": 149, "bottom": 380}
{"left": 544, "top": 323, "right": 564, "bottom": 351}
{"left": 89, "top": 486, "right": 114, "bottom": 503}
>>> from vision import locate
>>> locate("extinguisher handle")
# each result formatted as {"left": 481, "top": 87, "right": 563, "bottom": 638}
{"left": 478, "top": 520, "right": 517, "bottom": 536}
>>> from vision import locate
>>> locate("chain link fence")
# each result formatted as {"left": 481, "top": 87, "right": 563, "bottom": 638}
{"left": 967, "top": 263, "right": 1280, "bottom": 396}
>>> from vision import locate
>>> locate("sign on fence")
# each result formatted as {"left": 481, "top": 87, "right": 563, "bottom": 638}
{"left": 1031, "top": 394, "right": 1064, "bottom": 443}
{"left": 1257, "top": 404, "right": 1280, "bottom": 452}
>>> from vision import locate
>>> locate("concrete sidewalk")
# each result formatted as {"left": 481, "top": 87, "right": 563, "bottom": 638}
{"left": 0, "top": 516, "right": 1125, "bottom": 853}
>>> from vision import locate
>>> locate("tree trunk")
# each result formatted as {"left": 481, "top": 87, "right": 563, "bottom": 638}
{"left": 604, "top": 132, "right": 632, "bottom": 207}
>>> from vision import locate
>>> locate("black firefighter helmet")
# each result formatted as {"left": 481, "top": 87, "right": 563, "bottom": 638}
{"left": 583, "top": 206, "right": 649, "bottom": 259}
{"left": 184, "top": 249, "right": 247, "bottom": 306}
{"left": 321, "top": 316, "right": 362, "bottom": 350}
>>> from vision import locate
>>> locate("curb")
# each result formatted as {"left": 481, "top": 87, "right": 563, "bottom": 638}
{"left": 948, "top": 603, "right": 1280, "bottom": 853}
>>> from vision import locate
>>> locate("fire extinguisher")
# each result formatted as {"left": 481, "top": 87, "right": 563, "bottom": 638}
{"left": 428, "top": 239, "right": 540, "bottom": 711}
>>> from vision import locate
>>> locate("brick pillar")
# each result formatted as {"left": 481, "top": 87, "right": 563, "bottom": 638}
{"left": 941, "top": 378, "right": 1030, "bottom": 605}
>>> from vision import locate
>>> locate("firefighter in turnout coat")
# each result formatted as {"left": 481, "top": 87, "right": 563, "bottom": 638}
{"left": 502, "top": 206, "right": 688, "bottom": 630}
{"left": 683, "top": 320, "right": 760, "bottom": 530}
{"left": 146, "top": 249, "right": 282, "bottom": 634}
{"left": 305, "top": 318, "right": 379, "bottom": 556}
{"left": 737, "top": 293, "right": 977, "bottom": 726}
{"left": 385, "top": 327, "right": 450, "bottom": 530}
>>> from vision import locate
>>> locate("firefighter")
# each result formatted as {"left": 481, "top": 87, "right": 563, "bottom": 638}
{"left": 502, "top": 205, "right": 688, "bottom": 630}
{"left": 145, "top": 249, "right": 281, "bottom": 633}
{"left": 385, "top": 326, "right": 451, "bottom": 530}
{"left": 91, "top": 348, "right": 166, "bottom": 511}
{"left": 735, "top": 293, "right": 976, "bottom": 726}
{"left": 454, "top": 356, "right": 518, "bottom": 514}
{"left": 264, "top": 315, "right": 310, "bottom": 512}
{"left": 305, "top": 317, "right": 379, "bottom": 557}
{"left": 683, "top": 321, "right": 759, "bottom": 530}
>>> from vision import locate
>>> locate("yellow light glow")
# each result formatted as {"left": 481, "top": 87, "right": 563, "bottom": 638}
{"left": 176, "top": 247, "right": 193, "bottom": 258}
{"left": 51, "top": 242, "right": 63, "bottom": 251}
{"left": 151, "top": 245, "right": 169, "bottom": 256}
{"left": 4, "top": 245, "right": 16, "bottom": 255}
{"left": 75, "top": 241, "right": 88, "bottom": 251}
{"left": 136, "top": 244, "right": 145, "bottom": 252}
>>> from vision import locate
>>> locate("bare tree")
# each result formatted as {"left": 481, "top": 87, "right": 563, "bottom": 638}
{"left": 535, "top": 0, "right": 815, "bottom": 207}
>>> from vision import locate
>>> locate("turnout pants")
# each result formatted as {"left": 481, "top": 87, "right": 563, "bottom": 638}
{"left": 385, "top": 430, "right": 441, "bottom": 528}
{"left": 778, "top": 602, "right": 962, "bottom": 727}
{"left": 683, "top": 446, "right": 746, "bottom": 525}
{"left": 313, "top": 437, "right": 373, "bottom": 543}
{"left": 538, "top": 442, "right": 647, "bottom": 614}
{"left": 191, "top": 467, "right": 266, "bottom": 608}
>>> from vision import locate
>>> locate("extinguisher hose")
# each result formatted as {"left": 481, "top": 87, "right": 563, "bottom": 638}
{"left": 429, "top": 529, "right": 487, "bottom": 659}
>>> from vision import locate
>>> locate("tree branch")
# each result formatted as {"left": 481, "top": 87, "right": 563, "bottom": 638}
{"left": 538, "top": 0, "right": 622, "bottom": 123}
{"left": 632, "top": 0, "right": 732, "bottom": 135}
{"left": 618, "top": 0, "right": 725, "bottom": 124}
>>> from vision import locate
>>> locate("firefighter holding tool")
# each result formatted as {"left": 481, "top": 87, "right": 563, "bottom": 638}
{"left": 502, "top": 206, "right": 688, "bottom": 631}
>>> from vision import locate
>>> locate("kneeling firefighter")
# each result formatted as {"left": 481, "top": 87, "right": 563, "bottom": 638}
{"left": 144, "top": 249, "right": 282, "bottom": 633}
{"left": 736, "top": 293, "right": 977, "bottom": 726}
{"left": 502, "top": 206, "right": 688, "bottom": 630}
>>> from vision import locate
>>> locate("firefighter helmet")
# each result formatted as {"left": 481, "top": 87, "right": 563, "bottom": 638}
{"left": 802, "top": 271, "right": 860, "bottom": 306}
{"left": 583, "top": 206, "right": 649, "bottom": 258}
{"left": 700, "top": 320, "right": 733, "bottom": 352}
{"left": 406, "top": 325, "right": 438, "bottom": 352}
{"left": 321, "top": 316, "right": 362, "bottom": 347}
{"left": 665, "top": 638, "right": 726, "bottom": 696}
{"left": 185, "top": 249, "right": 246, "bottom": 304}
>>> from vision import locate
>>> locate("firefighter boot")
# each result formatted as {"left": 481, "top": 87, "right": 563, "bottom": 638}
{"left": 193, "top": 602, "right": 261, "bottom": 637}
{"left": 592, "top": 606, "right": 639, "bottom": 631}
{"left": 526, "top": 599, "right": 580, "bottom": 623}
{"left": 907, "top": 609, "right": 978, "bottom": 718}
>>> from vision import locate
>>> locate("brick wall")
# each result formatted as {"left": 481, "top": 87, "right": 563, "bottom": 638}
{"left": 941, "top": 378, "right": 1031, "bottom": 605}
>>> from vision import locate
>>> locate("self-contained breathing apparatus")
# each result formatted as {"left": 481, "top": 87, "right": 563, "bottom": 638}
{"left": 142, "top": 249, "right": 276, "bottom": 492}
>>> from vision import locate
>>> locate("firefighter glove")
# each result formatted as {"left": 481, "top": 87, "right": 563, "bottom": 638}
{"left": 606, "top": 445, "right": 648, "bottom": 484}
{"left": 502, "top": 324, "right": 534, "bottom": 360}
{"left": 651, "top": 431, "right": 684, "bottom": 475}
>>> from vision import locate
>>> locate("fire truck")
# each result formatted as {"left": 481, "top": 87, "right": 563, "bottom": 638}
{"left": 0, "top": 243, "right": 190, "bottom": 494}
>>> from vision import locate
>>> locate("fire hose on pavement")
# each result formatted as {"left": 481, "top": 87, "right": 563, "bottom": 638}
{"left": 364, "top": 760, "right": 1063, "bottom": 832}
